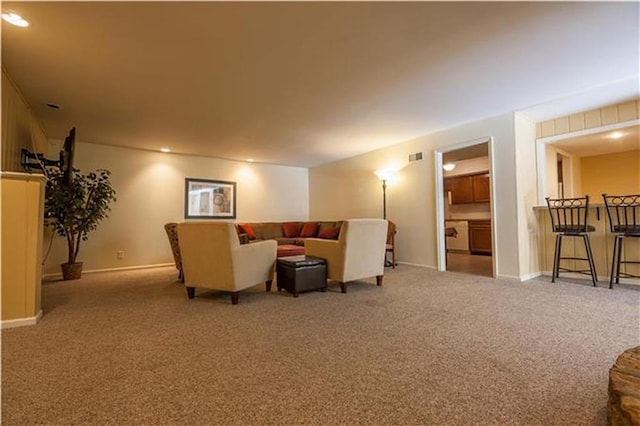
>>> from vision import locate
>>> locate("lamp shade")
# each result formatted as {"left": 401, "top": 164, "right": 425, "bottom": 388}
{"left": 374, "top": 169, "right": 397, "bottom": 181}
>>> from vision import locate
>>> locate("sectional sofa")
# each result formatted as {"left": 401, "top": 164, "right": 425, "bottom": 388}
{"left": 236, "top": 221, "right": 343, "bottom": 245}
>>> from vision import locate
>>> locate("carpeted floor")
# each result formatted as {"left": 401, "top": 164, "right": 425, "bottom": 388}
{"left": 2, "top": 265, "right": 638, "bottom": 425}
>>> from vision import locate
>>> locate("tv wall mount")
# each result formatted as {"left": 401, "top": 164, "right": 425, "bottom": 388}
{"left": 21, "top": 148, "right": 63, "bottom": 172}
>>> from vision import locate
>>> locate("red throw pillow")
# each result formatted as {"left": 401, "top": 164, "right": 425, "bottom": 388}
{"left": 317, "top": 226, "right": 340, "bottom": 239}
{"left": 239, "top": 224, "right": 256, "bottom": 240}
{"left": 299, "top": 222, "right": 319, "bottom": 238}
{"left": 282, "top": 222, "right": 300, "bottom": 238}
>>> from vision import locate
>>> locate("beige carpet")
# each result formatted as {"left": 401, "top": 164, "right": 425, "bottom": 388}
{"left": 2, "top": 265, "right": 638, "bottom": 425}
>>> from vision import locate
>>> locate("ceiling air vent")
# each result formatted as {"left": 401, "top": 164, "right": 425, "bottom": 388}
{"left": 409, "top": 152, "right": 423, "bottom": 162}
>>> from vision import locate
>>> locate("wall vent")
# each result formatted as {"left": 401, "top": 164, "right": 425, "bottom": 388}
{"left": 409, "top": 152, "right": 423, "bottom": 162}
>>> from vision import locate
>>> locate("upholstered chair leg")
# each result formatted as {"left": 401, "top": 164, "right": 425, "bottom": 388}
{"left": 265, "top": 280, "right": 273, "bottom": 292}
{"left": 339, "top": 282, "right": 347, "bottom": 293}
{"left": 231, "top": 292, "right": 239, "bottom": 305}
{"left": 186, "top": 286, "right": 195, "bottom": 299}
{"left": 179, "top": 269, "right": 184, "bottom": 283}
{"left": 376, "top": 275, "right": 384, "bottom": 286}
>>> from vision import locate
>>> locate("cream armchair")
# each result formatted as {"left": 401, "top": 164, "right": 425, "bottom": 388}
{"left": 177, "top": 222, "right": 277, "bottom": 304}
{"left": 305, "top": 219, "right": 387, "bottom": 293}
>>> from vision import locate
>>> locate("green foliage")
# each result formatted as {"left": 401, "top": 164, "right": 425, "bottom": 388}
{"left": 44, "top": 167, "right": 117, "bottom": 264}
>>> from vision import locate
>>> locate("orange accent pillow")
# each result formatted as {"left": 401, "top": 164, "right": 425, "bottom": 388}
{"left": 299, "top": 222, "right": 319, "bottom": 238}
{"left": 317, "top": 226, "right": 340, "bottom": 239}
{"left": 239, "top": 224, "right": 256, "bottom": 240}
{"left": 282, "top": 222, "right": 300, "bottom": 238}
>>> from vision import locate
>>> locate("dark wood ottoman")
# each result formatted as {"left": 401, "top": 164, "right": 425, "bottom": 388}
{"left": 276, "top": 255, "right": 327, "bottom": 297}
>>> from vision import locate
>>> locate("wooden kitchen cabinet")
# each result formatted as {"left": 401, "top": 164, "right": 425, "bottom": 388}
{"left": 447, "top": 176, "right": 474, "bottom": 204}
{"left": 445, "top": 172, "right": 490, "bottom": 204}
{"left": 472, "top": 173, "right": 490, "bottom": 202}
{"left": 469, "top": 220, "right": 492, "bottom": 255}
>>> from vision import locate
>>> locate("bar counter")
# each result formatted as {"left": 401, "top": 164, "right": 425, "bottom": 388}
{"left": 533, "top": 204, "right": 639, "bottom": 285}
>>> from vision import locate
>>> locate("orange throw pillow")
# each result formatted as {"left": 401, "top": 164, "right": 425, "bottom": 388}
{"left": 282, "top": 222, "right": 300, "bottom": 238}
{"left": 239, "top": 224, "right": 256, "bottom": 240}
{"left": 317, "top": 226, "right": 340, "bottom": 239}
{"left": 299, "top": 222, "right": 319, "bottom": 237}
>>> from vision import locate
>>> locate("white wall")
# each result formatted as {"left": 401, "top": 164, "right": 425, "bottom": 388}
{"left": 43, "top": 142, "right": 309, "bottom": 275}
{"left": 542, "top": 144, "right": 581, "bottom": 199}
{"left": 514, "top": 113, "right": 540, "bottom": 280}
{"left": 310, "top": 113, "right": 522, "bottom": 278}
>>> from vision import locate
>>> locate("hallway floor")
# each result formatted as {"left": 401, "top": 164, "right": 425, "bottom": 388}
{"left": 446, "top": 252, "right": 493, "bottom": 277}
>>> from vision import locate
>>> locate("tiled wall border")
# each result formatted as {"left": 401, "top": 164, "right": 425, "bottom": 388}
{"left": 536, "top": 99, "right": 639, "bottom": 138}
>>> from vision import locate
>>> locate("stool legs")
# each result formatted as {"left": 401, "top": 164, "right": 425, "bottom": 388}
{"left": 552, "top": 234, "right": 563, "bottom": 283}
{"left": 582, "top": 234, "right": 598, "bottom": 287}
{"left": 551, "top": 233, "right": 598, "bottom": 286}
{"left": 610, "top": 235, "right": 625, "bottom": 289}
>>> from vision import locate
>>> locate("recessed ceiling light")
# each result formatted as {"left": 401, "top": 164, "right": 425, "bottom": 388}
{"left": 2, "top": 12, "right": 29, "bottom": 27}
{"left": 247, "top": 158, "right": 254, "bottom": 162}
{"left": 608, "top": 131, "right": 624, "bottom": 140}
{"left": 160, "top": 147, "right": 170, "bottom": 153}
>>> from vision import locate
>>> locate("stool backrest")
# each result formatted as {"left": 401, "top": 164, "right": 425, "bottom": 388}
{"left": 545, "top": 196, "right": 590, "bottom": 233}
{"left": 602, "top": 194, "right": 640, "bottom": 234}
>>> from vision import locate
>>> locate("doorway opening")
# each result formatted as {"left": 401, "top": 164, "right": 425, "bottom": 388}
{"left": 435, "top": 137, "right": 496, "bottom": 278}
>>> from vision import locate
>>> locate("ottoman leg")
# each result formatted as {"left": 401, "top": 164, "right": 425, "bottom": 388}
{"left": 230, "top": 292, "right": 239, "bottom": 305}
{"left": 340, "top": 282, "right": 347, "bottom": 293}
{"left": 265, "top": 280, "right": 273, "bottom": 292}
{"left": 376, "top": 275, "right": 384, "bottom": 286}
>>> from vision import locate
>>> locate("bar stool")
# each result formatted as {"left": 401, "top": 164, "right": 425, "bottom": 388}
{"left": 546, "top": 195, "right": 598, "bottom": 286}
{"left": 602, "top": 194, "right": 640, "bottom": 288}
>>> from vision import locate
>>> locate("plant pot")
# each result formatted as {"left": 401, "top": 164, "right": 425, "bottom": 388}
{"left": 61, "top": 262, "right": 83, "bottom": 280}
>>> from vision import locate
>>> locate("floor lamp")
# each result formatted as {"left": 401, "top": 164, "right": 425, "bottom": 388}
{"left": 374, "top": 169, "right": 396, "bottom": 219}
{"left": 375, "top": 169, "right": 396, "bottom": 267}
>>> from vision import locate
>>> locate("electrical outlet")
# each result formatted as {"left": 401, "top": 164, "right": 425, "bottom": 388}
{"left": 117, "top": 251, "right": 125, "bottom": 260}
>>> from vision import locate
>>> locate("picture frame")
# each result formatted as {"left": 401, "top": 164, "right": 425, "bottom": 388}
{"left": 184, "top": 178, "right": 236, "bottom": 219}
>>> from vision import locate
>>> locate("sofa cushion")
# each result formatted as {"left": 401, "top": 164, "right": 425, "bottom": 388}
{"left": 318, "top": 221, "right": 340, "bottom": 233}
{"left": 318, "top": 226, "right": 340, "bottom": 239}
{"left": 261, "top": 222, "right": 284, "bottom": 240}
{"left": 275, "top": 237, "right": 299, "bottom": 246}
{"left": 239, "top": 224, "right": 256, "bottom": 240}
{"left": 300, "top": 222, "right": 319, "bottom": 237}
{"left": 282, "top": 222, "right": 301, "bottom": 238}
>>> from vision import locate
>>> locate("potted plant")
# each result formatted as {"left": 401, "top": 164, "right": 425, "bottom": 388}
{"left": 44, "top": 167, "right": 116, "bottom": 280}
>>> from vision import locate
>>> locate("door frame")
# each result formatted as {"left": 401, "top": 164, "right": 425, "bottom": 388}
{"left": 434, "top": 136, "right": 497, "bottom": 277}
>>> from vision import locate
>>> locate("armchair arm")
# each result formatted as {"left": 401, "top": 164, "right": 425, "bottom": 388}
{"left": 305, "top": 238, "right": 345, "bottom": 281}
{"left": 232, "top": 239, "right": 277, "bottom": 290}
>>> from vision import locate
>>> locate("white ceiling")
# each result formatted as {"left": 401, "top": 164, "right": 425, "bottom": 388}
{"left": 552, "top": 125, "right": 640, "bottom": 158}
{"left": 2, "top": 2, "right": 639, "bottom": 167}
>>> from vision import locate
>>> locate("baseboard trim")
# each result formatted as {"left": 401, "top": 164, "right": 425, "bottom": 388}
{"left": 43, "top": 263, "right": 175, "bottom": 279}
{"left": 519, "top": 272, "right": 543, "bottom": 282}
{"left": 1, "top": 310, "right": 43, "bottom": 329}
{"left": 395, "top": 261, "right": 437, "bottom": 270}
{"left": 496, "top": 274, "right": 523, "bottom": 280}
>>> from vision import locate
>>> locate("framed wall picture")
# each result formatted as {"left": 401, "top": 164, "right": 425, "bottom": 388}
{"left": 184, "top": 178, "right": 236, "bottom": 219}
